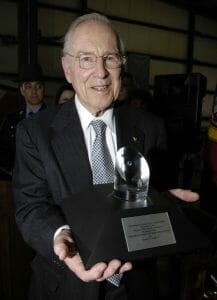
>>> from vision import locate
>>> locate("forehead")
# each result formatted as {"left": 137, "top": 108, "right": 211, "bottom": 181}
{"left": 71, "top": 20, "right": 118, "bottom": 53}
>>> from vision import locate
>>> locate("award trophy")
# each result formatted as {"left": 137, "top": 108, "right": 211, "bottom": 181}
{"left": 62, "top": 147, "right": 212, "bottom": 268}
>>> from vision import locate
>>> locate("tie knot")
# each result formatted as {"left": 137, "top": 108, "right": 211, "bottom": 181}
{"left": 91, "top": 120, "right": 106, "bottom": 136}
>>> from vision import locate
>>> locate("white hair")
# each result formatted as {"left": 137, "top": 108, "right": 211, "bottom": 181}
{"left": 62, "top": 12, "right": 125, "bottom": 57}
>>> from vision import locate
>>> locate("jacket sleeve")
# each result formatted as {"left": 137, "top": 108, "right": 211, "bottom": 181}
{"left": 12, "top": 121, "right": 66, "bottom": 261}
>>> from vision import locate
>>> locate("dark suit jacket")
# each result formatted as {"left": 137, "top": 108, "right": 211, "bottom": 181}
{"left": 13, "top": 99, "right": 173, "bottom": 300}
{"left": 0, "top": 103, "right": 46, "bottom": 180}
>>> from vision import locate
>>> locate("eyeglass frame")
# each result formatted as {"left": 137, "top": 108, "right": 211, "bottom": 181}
{"left": 64, "top": 52, "right": 126, "bottom": 69}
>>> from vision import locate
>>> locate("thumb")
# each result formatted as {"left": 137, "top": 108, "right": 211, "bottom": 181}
{"left": 54, "top": 238, "right": 77, "bottom": 260}
{"left": 54, "top": 241, "right": 68, "bottom": 260}
{"left": 169, "top": 188, "right": 199, "bottom": 202}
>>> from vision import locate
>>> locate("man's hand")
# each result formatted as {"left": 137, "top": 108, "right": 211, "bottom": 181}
{"left": 53, "top": 228, "right": 77, "bottom": 260}
{"left": 53, "top": 229, "right": 132, "bottom": 282}
{"left": 168, "top": 188, "right": 199, "bottom": 202}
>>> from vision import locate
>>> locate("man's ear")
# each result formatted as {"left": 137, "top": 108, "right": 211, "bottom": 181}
{"left": 20, "top": 85, "right": 25, "bottom": 97}
{"left": 61, "top": 57, "right": 72, "bottom": 84}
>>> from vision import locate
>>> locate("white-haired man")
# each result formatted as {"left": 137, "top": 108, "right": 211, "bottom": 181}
{"left": 13, "top": 13, "right": 198, "bottom": 300}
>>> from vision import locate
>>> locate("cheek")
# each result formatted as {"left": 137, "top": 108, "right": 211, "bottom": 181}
{"left": 24, "top": 91, "right": 30, "bottom": 98}
{"left": 113, "top": 75, "right": 122, "bottom": 99}
{"left": 38, "top": 90, "right": 44, "bottom": 98}
{"left": 71, "top": 70, "right": 91, "bottom": 92}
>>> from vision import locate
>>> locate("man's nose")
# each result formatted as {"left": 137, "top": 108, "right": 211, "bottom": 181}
{"left": 32, "top": 86, "right": 38, "bottom": 92}
{"left": 93, "top": 57, "right": 108, "bottom": 78}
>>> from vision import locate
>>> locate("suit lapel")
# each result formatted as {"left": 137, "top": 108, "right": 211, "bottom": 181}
{"left": 115, "top": 105, "right": 145, "bottom": 155}
{"left": 39, "top": 103, "right": 47, "bottom": 111}
{"left": 51, "top": 101, "right": 92, "bottom": 193}
{"left": 50, "top": 103, "right": 146, "bottom": 193}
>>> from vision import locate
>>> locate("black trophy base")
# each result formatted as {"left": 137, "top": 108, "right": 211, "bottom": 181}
{"left": 62, "top": 184, "right": 212, "bottom": 268}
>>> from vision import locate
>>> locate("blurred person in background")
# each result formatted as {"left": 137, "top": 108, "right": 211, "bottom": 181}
{"left": 0, "top": 63, "right": 46, "bottom": 180}
{"left": 55, "top": 83, "right": 75, "bottom": 105}
{"left": 115, "top": 71, "right": 134, "bottom": 104}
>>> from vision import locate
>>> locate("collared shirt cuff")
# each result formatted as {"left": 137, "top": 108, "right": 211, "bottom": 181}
{"left": 53, "top": 225, "right": 70, "bottom": 240}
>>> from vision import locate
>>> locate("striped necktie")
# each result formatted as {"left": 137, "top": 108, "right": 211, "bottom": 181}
{"left": 90, "top": 119, "right": 122, "bottom": 287}
{"left": 91, "top": 120, "right": 114, "bottom": 184}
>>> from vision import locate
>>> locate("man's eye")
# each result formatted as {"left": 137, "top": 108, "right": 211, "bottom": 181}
{"left": 105, "top": 55, "right": 119, "bottom": 63}
{"left": 106, "top": 55, "right": 116, "bottom": 61}
{"left": 80, "top": 55, "right": 95, "bottom": 62}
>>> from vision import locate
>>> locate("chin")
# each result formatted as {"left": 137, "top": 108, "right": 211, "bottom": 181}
{"left": 93, "top": 102, "right": 113, "bottom": 116}
{"left": 100, "top": 99, "right": 114, "bottom": 110}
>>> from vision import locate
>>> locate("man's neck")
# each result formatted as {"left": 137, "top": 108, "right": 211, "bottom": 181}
{"left": 26, "top": 103, "right": 43, "bottom": 112}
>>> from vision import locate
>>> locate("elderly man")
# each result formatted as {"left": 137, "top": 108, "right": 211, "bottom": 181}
{"left": 13, "top": 13, "right": 198, "bottom": 300}
{"left": 0, "top": 63, "right": 46, "bottom": 180}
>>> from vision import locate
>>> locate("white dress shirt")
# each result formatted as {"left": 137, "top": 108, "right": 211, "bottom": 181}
{"left": 74, "top": 95, "right": 117, "bottom": 166}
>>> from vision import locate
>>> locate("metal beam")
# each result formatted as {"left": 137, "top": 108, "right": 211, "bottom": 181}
{"left": 18, "top": 0, "right": 38, "bottom": 72}
{"left": 186, "top": 10, "right": 195, "bottom": 74}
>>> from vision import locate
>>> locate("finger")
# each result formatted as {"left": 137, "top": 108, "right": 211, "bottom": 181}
{"left": 96, "top": 261, "right": 132, "bottom": 282}
{"left": 79, "top": 262, "right": 108, "bottom": 282}
{"left": 65, "top": 255, "right": 107, "bottom": 282}
{"left": 64, "top": 252, "right": 85, "bottom": 273}
{"left": 182, "top": 190, "right": 199, "bottom": 202}
{"left": 54, "top": 242, "right": 68, "bottom": 260}
{"left": 102, "top": 260, "right": 122, "bottom": 279}
{"left": 119, "top": 262, "right": 133, "bottom": 273}
{"left": 169, "top": 188, "right": 199, "bottom": 202}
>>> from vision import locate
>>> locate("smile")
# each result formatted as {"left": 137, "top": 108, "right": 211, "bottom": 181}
{"left": 91, "top": 85, "right": 109, "bottom": 91}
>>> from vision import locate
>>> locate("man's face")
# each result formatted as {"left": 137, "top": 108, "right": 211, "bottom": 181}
{"left": 20, "top": 81, "right": 44, "bottom": 107}
{"left": 62, "top": 21, "right": 122, "bottom": 116}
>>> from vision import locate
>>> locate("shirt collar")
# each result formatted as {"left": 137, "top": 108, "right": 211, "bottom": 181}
{"left": 26, "top": 104, "right": 42, "bottom": 117}
{"left": 75, "top": 95, "right": 115, "bottom": 132}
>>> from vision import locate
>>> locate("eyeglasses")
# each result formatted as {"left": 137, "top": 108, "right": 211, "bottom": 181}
{"left": 65, "top": 52, "right": 126, "bottom": 69}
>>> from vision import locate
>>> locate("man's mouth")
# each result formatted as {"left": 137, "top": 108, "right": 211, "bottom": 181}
{"left": 91, "top": 85, "right": 109, "bottom": 91}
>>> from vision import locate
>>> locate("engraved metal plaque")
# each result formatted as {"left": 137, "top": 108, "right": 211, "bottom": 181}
{"left": 121, "top": 212, "right": 176, "bottom": 252}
